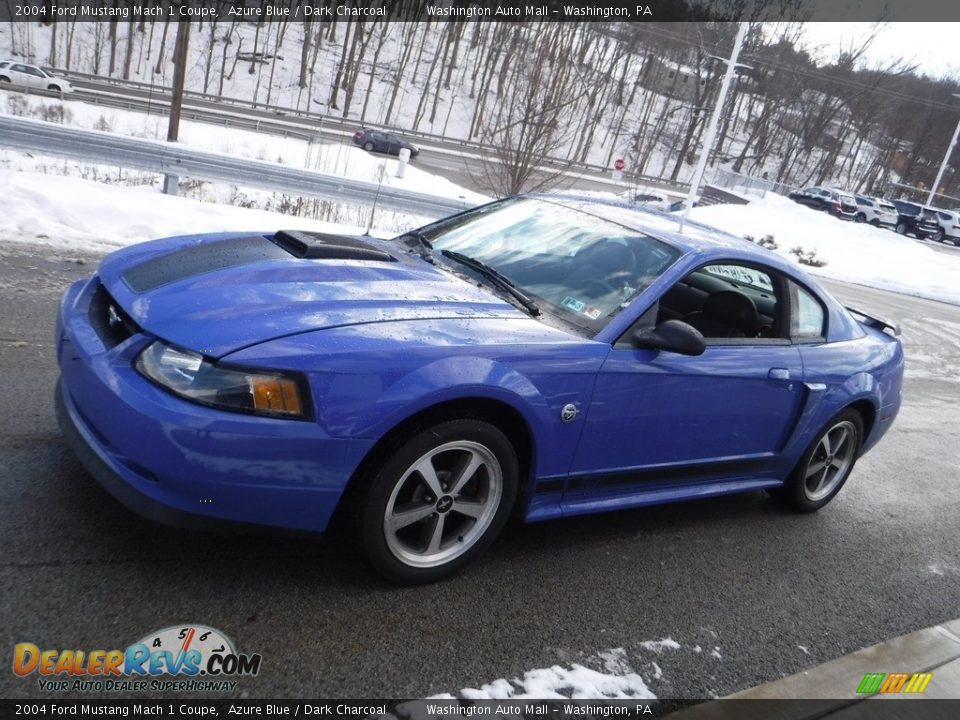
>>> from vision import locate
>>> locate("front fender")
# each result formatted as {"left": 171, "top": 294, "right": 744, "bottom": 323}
{"left": 350, "top": 355, "right": 549, "bottom": 440}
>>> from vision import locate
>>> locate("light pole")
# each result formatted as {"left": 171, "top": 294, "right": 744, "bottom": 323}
{"left": 679, "top": 22, "right": 748, "bottom": 232}
{"left": 926, "top": 93, "right": 960, "bottom": 207}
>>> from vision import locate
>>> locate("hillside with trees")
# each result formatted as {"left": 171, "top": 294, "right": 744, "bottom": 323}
{"left": 3, "top": 16, "right": 960, "bottom": 201}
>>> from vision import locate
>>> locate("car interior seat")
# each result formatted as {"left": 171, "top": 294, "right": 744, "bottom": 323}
{"left": 681, "top": 290, "right": 759, "bottom": 338}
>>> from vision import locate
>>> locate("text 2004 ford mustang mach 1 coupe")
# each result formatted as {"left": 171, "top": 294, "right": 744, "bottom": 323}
{"left": 56, "top": 196, "right": 903, "bottom": 583}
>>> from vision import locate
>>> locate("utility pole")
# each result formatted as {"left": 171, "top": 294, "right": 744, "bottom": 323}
{"left": 926, "top": 93, "right": 960, "bottom": 207}
{"left": 679, "top": 22, "right": 748, "bottom": 232}
{"left": 163, "top": 18, "right": 190, "bottom": 196}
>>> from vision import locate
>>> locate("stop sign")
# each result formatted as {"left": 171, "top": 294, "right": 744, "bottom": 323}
{"left": 614, "top": 158, "right": 625, "bottom": 171}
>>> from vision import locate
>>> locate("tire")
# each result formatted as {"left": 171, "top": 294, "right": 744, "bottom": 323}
{"left": 363, "top": 141, "right": 374, "bottom": 152}
{"left": 778, "top": 409, "right": 864, "bottom": 513}
{"left": 895, "top": 222, "right": 908, "bottom": 235}
{"left": 855, "top": 213, "right": 866, "bottom": 223}
{"left": 359, "top": 418, "right": 518, "bottom": 584}
{"left": 937, "top": 227, "right": 946, "bottom": 243}
{"left": 869, "top": 218, "right": 880, "bottom": 226}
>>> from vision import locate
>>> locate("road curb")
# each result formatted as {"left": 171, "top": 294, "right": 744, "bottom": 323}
{"left": 669, "top": 618, "right": 960, "bottom": 718}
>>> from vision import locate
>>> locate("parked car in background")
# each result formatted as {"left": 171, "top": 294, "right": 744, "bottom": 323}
{"left": 854, "top": 195, "right": 897, "bottom": 226}
{"left": 891, "top": 200, "right": 939, "bottom": 239}
{"left": 618, "top": 190, "right": 672, "bottom": 212}
{"left": 787, "top": 187, "right": 858, "bottom": 219}
{"left": 0, "top": 60, "right": 73, "bottom": 93}
{"left": 352, "top": 129, "right": 419, "bottom": 158}
{"left": 932, "top": 209, "right": 960, "bottom": 245}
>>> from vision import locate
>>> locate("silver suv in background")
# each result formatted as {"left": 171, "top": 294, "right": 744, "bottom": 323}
{"left": 854, "top": 195, "right": 897, "bottom": 226}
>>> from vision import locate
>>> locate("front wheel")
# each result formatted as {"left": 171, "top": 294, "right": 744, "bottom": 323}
{"left": 360, "top": 419, "right": 518, "bottom": 583}
{"left": 363, "top": 141, "right": 374, "bottom": 152}
{"left": 937, "top": 228, "right": 946, "bottom": 243}
{"left": 855, "top": 213, "right": 866, "bottom": 223}
{"left": 778, "top": 410, "right": 863, "bottom": 512}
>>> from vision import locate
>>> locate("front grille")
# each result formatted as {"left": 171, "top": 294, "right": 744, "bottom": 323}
{"left": 88, "top": 279, "right": 141, "bottom": 349}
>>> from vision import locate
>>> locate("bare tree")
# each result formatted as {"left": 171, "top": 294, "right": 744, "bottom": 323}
{"left": 472, "top": 34, "right": 587, "bottom": 197}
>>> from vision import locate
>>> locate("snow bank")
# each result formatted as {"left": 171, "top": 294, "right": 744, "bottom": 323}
{"left": 0, "top": 170, "right": 369, "bottom": 254}
{"left": 688, "top": 193, "right": 960, "bottom": 306}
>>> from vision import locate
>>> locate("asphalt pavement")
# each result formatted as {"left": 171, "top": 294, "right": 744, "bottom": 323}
{"left": 0, "top": 241, "right": 958, "bottom": 700}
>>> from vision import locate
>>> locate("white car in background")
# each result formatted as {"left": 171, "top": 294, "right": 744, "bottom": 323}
{"left": 618, "top": 189, "right": 685, "bottom": 212}
{"left": 932, "top": 209, "right": 960, "bottom": 245}
{"left": 0, "top": 60, "right": 73, "bottom": 94}
{"left": 853, "top": 195, "right": 897, "bottom": 226}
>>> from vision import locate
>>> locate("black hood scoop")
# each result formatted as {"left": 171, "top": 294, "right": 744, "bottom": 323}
{"left": 270, "top": 230, "right": 395, "bottom": 262}
{"left": 121, "top": 232, "right": 395, "bottom": 293}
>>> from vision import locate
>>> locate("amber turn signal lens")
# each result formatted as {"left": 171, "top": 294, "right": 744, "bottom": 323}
{"left": 250, "top": 376, "right": 303, "bottom": 416}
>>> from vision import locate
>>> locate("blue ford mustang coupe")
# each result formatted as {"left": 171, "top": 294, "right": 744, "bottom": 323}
{"left": 56, "top": 196, "right": 904, "bottom": 582}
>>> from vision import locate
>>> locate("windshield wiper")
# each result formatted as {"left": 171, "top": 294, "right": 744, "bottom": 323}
{"left": 397, "top": 230, "right": 435, "bottom": 264}
{"left": 440, "top": 250, "right": 541, "bottom": 317}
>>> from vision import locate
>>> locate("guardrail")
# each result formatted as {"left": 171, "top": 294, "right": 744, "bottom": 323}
{"left": 0, "top": 115, "right": 477, "bottom": 219}
{"left": 50, "top": 67, "right": 687, "bottom": 189}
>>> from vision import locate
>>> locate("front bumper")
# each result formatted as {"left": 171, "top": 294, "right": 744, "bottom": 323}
{"left": 56, "top": 277, "right": 371, "bottom": 534}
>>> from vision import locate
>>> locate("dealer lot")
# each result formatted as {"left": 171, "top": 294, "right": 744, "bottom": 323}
{"left": 0, "top": 242, "right": 958, "bottom": 700}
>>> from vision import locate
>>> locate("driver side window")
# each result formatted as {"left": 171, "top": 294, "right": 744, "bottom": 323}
{"left": 655, "top": 262, "right": 783, "bottom": 342}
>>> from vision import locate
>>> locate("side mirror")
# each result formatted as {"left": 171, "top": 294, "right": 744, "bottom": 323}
{"left": 631, "top": 319, "right": 706, "bottom": 356}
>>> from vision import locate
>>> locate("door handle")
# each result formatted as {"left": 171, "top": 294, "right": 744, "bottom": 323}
{"left": 768, "top": 368, "right": 791, "bottom": 381}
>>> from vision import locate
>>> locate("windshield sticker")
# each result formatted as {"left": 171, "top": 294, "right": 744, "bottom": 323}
{"left": 561, "top": 296, "right": 586, "bottom": 313}
{"left": 584, "top": 306, "right": 603, "bottom": 320}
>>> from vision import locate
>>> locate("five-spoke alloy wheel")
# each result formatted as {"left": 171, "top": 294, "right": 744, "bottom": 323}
{"left": 360, "top": 419, "right": 518, "bottom": 583}
{"left": 780, "top": 409, "right": 863, "bottom": 512}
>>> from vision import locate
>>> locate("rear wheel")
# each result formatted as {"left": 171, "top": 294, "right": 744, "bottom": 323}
{"left": 359, "top": 419, "right": 518, "bottom": 584}
{"left": 778, "top": 410, "right": 863, "bottom": 512}
{"left": 895, "top": 222, "right": 908, "bottom": 235}
{"left": 855, "top": 213, "right": 866, "bottom": 223}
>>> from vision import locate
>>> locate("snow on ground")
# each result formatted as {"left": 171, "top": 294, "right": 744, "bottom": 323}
{"left": 429, "top": 663, "right": 656, "bottom": 701}
{"left": 0, "top": 169, "right": 373, "bottom": 255}
{"left": 688, "top": 193, "right": 960, "bottom": 306}
{"left": 428, "top": 641, "right": 685, "bottom": 701}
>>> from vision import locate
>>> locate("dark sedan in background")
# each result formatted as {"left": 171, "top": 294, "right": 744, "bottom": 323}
{"left": 353, "top": 129, "right": 420, "bottom": 159}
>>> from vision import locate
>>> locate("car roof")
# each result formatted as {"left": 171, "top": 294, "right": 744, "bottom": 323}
{"left": 529, "top": 192, "right": 761, "bottom": 256}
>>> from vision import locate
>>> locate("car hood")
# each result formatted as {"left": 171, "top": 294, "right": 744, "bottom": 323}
{"left": 98, "top": 232, "right": 525, "bottom": 358}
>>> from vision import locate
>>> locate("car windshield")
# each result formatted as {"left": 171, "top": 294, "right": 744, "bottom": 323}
{"left": 422, "top": 198, "right": 681, "bottom": 332}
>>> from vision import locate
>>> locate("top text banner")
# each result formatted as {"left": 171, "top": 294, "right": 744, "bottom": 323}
{"left": 3, "top": 0, "right": 957, "bottom": 24}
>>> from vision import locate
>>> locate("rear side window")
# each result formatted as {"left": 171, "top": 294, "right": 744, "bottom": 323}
{"left": 789, "top": 281, "right": 825, "bottom": 340}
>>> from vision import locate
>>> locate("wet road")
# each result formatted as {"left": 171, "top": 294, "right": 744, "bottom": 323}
{"left": 1, "top": 242, "right": 957, "bottom": 700}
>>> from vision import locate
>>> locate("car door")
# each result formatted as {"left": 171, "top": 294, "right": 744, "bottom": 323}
{"left": 385, "top": 133, "right": 401, "bottom": 154}
{"left": 567, "top": 261, "right": 805, "bottom": 498}
{"left": 10, "top": 64, "right": 33, "bottom": 87}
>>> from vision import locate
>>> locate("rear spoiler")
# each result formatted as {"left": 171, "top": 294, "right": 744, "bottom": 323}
{"left": 845, "top": 306, "right": 900, "bottom": 337}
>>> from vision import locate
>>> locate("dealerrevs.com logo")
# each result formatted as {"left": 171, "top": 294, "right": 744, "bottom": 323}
{"left": 13, "top": 624, "right": 262, "bottom": 692}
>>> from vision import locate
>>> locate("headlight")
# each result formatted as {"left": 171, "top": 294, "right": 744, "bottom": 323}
{"left": 136, "top": 341, "right": 309, "bottom": 419}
